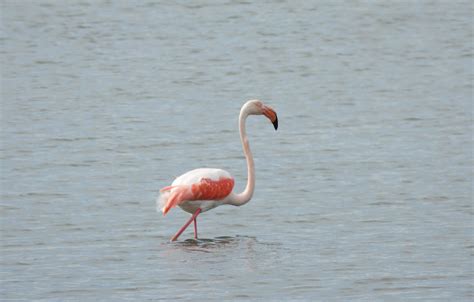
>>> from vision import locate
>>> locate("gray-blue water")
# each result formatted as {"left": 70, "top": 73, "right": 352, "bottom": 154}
{"left": 1, "top": 1, "right": 472, "bottom": 300}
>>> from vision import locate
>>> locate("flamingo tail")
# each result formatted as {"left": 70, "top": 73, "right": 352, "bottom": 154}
{"left": 157, "top": 185, "right": 193, "bottom": 215}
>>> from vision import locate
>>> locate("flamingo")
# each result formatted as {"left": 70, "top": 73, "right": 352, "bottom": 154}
{"left": 157, "top": 100, "right": 278, "bottom": 241}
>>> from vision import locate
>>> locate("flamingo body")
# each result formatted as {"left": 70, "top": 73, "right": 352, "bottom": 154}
{"left": 158, "top": 168, "right": 234, "bottom": 215}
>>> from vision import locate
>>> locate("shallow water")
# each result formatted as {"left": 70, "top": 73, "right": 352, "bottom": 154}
{"left": 1, "top": 0, "right": 472, "bottom": 301}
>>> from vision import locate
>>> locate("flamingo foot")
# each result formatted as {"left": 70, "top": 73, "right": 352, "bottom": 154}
{"left": 170, "top": 208, "right": 201, "bottom": 242}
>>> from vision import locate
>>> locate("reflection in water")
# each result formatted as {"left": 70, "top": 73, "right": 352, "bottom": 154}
{"left": 165, "top": 235, "right": 257, "bottom": 253}
{"left": 159, "top": 234, "right": 287, "bottom": 278}
{"left": 176, "top": 237, "right": 240, "bottom": 252}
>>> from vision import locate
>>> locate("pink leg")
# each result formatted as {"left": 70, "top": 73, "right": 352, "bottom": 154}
{"left": 193, "top": 217, "right": 198, "bottom": 239}
{"left": 170, "top": 208, "right": 201, "bottom": 242}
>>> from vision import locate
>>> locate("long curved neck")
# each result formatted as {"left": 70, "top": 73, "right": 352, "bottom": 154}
{"left": 228, "top": 108, "right": 255, "bottom": 206}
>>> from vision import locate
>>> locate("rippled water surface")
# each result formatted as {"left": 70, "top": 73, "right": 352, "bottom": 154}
{"left": 1, "top": 1, "right": 472, "bottom": 301}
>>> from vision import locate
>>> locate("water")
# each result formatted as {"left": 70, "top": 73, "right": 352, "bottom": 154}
{"left": 1, "top": 0, "right": 472, "bottom": 300}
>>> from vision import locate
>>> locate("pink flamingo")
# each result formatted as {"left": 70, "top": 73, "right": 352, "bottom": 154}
{"left": 157, "top": 100, "right": 278, "bottom": 241}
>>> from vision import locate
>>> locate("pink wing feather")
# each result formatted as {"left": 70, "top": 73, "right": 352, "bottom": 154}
{"left": 158, "top": 169, "right": 234, "bottom": 215}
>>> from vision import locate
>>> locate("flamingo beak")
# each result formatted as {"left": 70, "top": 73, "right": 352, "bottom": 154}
{"left": 262, "top": 106, "right": 278, "bottom": 130}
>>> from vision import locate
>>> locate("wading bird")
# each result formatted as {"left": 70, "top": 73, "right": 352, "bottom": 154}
{"left": 157, "top": 100, "right": 278, "bottom": 241}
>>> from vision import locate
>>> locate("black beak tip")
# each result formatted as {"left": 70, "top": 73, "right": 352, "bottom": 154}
{"left": 273, "top": 116, "right": 278, "bottom": 130}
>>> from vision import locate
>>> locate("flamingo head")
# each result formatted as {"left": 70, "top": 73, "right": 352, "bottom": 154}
{"left": 244, "top": 100, "right": 278, "bottom": 130}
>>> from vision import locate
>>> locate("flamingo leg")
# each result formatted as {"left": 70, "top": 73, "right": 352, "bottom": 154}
{"left": 193, "top": 216, "right": 198, "bottom": 239}
{"left": 170, "top": 208, "right": 201, "bottom": 242}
